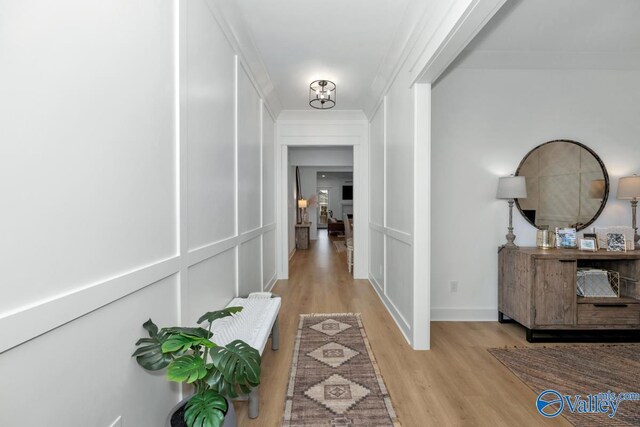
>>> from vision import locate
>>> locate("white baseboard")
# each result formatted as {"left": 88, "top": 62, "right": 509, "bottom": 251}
{"left": 288, "top": 248, "right": 296, "bottom": 261}
{"left": 431, "top": 307, "right": 498, "bottom": 321}
{"left": 264, "top": 273, "right": 277, "bottom": 292}
{"left": 367, "top": 275, "right": 411, "bottom": 345}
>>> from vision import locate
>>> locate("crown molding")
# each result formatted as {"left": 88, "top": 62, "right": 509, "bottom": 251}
{"left": 363, "top": 0, "right": 506, "bottom": 119}
{"left": 203, "top": 0, "right": 282, "bottom": 120}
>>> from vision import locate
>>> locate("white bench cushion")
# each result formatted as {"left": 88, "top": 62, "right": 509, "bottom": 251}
{"left": 210, "top": 294, "right": 281, "bottom": 354}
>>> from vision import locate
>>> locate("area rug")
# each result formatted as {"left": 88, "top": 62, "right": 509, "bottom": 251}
{"left": 489, "top": 345, "right": 640, "bottom": 426}
{"left": 333, "top": 240, "right": 347, "bottom": 253}
{"left": 283, "top": 313, "right": 400, "bottom": 426}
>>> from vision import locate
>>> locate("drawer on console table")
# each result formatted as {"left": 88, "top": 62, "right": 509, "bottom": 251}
{"left": 577, "top": 298, "right": 640, "bottom": 326}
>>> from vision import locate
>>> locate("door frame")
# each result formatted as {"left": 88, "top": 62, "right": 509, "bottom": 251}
{"left": 275, "top": 119, "right": 369, "bottom": 279}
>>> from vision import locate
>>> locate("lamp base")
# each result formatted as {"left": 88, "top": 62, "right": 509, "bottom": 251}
{"left": 503, "top": 200, "right": 519, "bottom": 249}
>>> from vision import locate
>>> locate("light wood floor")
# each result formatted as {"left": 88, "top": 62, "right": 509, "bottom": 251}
{"left": 235, "top": 231, "right": 569, "bottom": 426}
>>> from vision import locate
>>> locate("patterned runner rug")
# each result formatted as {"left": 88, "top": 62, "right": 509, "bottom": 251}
{"left": 489, "top": 345, "right": 640, "bottom": 426}
{"left": 283, "top": 313, "right": 400, "bottom": 426}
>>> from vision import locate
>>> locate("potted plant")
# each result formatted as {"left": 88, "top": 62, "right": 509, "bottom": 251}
{"left": 132, "top": 307, "right": 261, "bottom": 427}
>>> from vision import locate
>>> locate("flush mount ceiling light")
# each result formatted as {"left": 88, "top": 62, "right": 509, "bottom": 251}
{"left": 309, "top": 80, "right": 336, "bottom": 109}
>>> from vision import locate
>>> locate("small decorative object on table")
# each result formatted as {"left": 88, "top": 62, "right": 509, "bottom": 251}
{"left": 579, "top": 238, "right": 597, "bottom": 251}
{"left": 576, "top": 268, "right": 620, "bottom": 297}
{"left": 555, "top": 227, "right": 577, "bottom": 249}
{"left": 582, "top": 232, "right": 598, "bottom": 249}
{"left": 536, "top": 227, "right": 555, "bottom": 249}
{"left": 607, "top": 233, "right": 627, "bottom": 252}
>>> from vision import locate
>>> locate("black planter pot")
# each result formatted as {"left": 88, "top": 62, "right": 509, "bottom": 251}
{"left": 166, "top": 396, "right": 236, "bottom": 427}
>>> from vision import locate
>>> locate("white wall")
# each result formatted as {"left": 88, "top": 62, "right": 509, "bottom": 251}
{"left": 368, "top": 70, "right": 420, "bottom": 343}
{"left": 0, "top": 1, "right": 277, "bottom": 425}
{"left": 431, "top": 67, "right": 640, "bottom": 320}
{"left": 365, "top": 0, "right": 507, "bottom": 350}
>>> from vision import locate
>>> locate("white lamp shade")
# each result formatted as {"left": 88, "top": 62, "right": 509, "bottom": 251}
{"left": 297, "top": 199, "right": 308, "bottom": 208}
{"left": 617, "top": 175, "right": 640, "bottom": 200}
{"left": 496, "top": 176, "right": 527, "bottom": 199}
{"left": 589, "top": 179, "right": 606, "bottom": 199}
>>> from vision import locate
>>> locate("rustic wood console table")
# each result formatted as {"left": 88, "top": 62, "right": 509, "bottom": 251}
{"left": 498, "top": 247, "right": 640, "bottom": 342}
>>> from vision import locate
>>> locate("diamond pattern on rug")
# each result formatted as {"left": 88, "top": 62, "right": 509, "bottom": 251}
{"left": 310, "top": 318, "right": 352, "bottom": 336}
{"left": 307, "top": 342, "right": 360, "bottom": 368}
{"left": 305, "top": 374, "right": 371, "bottom": 415}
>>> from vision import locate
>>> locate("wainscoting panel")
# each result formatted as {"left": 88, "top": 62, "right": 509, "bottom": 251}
{"left": 263, "top": 108, "right": 276, "bottom": 225}
{"left": 385, "top": 236, "right": 413, "bottom": 328}
{"left": 239, "top": 235, "right": 263, "bottom": 296}
{"left": 186, "top": 249, "right": 237, "bottom": 324}
{"left": 0, "top": 275, "right": 180, "bottom": 427}
{"left": 263, "top": 227, "right": 277, "bottom": 290}
{"left": 237, "top": 63, "right": 262, "bottom": 234}
{"left": 369, "top": 104, "right": 385, "bottom": 226}
{"left": 369, "top": 227, "right": 385, "bottom": 292}
{"left": 186, "top": 0, "right": 237, "bottom": 250}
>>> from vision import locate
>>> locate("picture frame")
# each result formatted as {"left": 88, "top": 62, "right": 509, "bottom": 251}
{"left": 556, "top": 227, "right": 578, "bottom": 249}
{"left": 583, "top": 233, "right": 598, "bottom": 249}
{"left": 607, "top": 233, "right": 626, "bottom": 252}
{"left": 579, "top": 238, "right": 597, "bottom": 252}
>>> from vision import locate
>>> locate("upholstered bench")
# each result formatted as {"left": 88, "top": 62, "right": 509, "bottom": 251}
{"left": 210, "top": 292, "right": 281, "bottom": 419}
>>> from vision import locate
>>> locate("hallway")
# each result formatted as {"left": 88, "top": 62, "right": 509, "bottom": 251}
{"left": 235, "top": 231, "right": 567, "bottom": 426}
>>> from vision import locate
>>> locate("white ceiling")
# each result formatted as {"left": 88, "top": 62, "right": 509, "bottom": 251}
{"left": 236, "top": 0, "right": 411, "bottom": 110}
{"left": 457, "top": 0, "right": 640, "bottom": 68}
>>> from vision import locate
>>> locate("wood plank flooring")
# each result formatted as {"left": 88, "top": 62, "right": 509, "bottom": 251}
{"left": 234, "top": 231, "right": 569, "bottom": 426}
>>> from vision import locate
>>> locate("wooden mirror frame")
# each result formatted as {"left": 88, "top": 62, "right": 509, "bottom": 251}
{"left": 514, "top": 139, "right": 609, "bottom": 231}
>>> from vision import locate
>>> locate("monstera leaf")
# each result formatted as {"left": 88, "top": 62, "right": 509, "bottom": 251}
{"left": 162, "top": 334, "right": 214, "bottom": 353}
{"left": 184, "top": 390, "right": 227, "bottom": 427}
{"left": 208, "top": 340, "right": 261, "bottom": 396}
{"left": 163, "top": 326, "right": 212, "bottom": 339}
{"left": 167, "top": 354, "right": 208, "bottom": 384}
{"left": 197, "top": 307, "right": 243, "bottom": 325}
{"left": 132, "top": 319, "right": 173, "bottom": 371}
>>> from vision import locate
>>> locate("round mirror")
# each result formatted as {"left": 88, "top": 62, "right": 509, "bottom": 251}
{"left": 515, "top": 139, "right": 609, "bottom": 231}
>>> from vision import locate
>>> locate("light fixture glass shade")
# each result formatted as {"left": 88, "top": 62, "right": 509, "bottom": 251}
{"left": 496, "top": 176, "right": 527, "bottom": 199}
{"left": 298, "top": 199, "right": 308, "bottom": 208}
{"left": 617, "top": 175, "right": 640, "bottom": 200}
{"left": 309, "top": 80, "right": 336, "bottom": 109}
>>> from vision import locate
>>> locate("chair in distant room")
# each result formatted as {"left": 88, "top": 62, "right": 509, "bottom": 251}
{"left": 343, "top": 214, "right": 354, "bottom": 273}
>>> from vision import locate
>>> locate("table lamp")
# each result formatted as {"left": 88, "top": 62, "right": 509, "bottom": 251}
{"left": 617, "top": 175, "right": 640, "bottom": 246}
{"left": 497, "top": 176, "right": 527, "bottom": 248}
{"left": 297, "top": 199, "right": 308, "bottom": 224}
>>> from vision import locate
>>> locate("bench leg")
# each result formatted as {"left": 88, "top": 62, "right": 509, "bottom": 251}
{"left": 249, "top": 386, "right": 259, "bottom": 419}
{"left": 271, "top": 314, "right": 280, "bottom": 351}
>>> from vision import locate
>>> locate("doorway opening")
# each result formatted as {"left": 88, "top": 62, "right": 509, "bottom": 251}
{"left": 286, "top": 146, "right": 355, "bottom": 275}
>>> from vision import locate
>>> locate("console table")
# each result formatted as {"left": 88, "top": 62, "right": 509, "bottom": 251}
{"left": 498, "top": 247, "right": 640, "bottom": 342}
{"left": 295, "top": 223, "right": 311, "bottom": 250}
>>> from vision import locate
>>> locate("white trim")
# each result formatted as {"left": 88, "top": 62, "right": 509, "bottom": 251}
{"left": 202, "top": 0, "right": 281, "bottom": 119}
{"left": 368, "top": 277, "right": 411, "bottom": 344}
{"left": 0, "top": 257, "right": 180, "bottom": 353}
{"left": 410, "top": 0, "right": 507, "bottom": 84}
{"left": 412, "top": 83, "right": 431, "bottom": 350}
{"left": 431, "top": 307, "right": 498, "bottom": 321}
{"left": 177, "top": 0, "right": 188, "bottom": 327}
{"left": 288, "top": 248, "right": 296, "bottom": 261}
{"left": 264, "top": 272, "right": 278, "bottom": 292}
{"left": 276, "top": 120, "right": 369, "bottom": 280}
